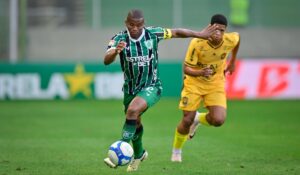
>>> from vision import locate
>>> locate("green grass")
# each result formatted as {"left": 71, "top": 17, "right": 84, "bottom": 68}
{"left": 0, "top": 98, "right": 300, "bottom": 175}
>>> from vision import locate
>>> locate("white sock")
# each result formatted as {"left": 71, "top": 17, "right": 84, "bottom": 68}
{"left": 172, "top": 148, "right": 182, "bottom": 154}
{"left": 194, "top": 112, "right": 201, "bottom": 125}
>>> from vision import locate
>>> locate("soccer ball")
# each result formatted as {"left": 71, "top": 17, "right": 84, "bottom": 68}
{"left": 108, "top": 141, "right": 133, "bottom": 166}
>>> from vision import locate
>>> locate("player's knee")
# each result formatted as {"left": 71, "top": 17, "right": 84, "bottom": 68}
{"left": 212, "top": 118, "right": 225, "bottom": 127}
{"left": 126, "top": 106, "right": 140, "bottom": 119}
{"left": 210, "top": 114, "right": 226, "bottom": 127}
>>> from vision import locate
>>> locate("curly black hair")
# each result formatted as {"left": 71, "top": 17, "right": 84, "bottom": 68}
{"left": 210, "top": 14, "right": 227, "bottom": 26}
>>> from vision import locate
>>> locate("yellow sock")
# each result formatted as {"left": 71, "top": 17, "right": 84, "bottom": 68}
{"left": 198, "top": 112, "right": 210, "bottom": 126}
{"left": 172, "top": 129, "right": 188, "bottom": 149}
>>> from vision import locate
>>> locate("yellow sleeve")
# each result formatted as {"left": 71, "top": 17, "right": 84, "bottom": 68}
{"left": 231, "top": 32, "right": 240, "bottom": 46}
{"left": 184, "top": 39, "right": 199, "bottom": 67}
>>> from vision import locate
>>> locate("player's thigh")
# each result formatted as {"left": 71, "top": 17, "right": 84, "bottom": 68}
{"left": 137, "top": 86, "right": 162, "bottom": 108}
{"left": 123, "top": 93, "right": 135, "bottom": 113}
{"left": 203, "top": 90, "right": 227, "bottom": 109}
{"left": 207, "top": 106, "right": 227, "bottom": 119}
{"left": 179, "top": 85, "right": 202, "bottom": 111}
{"left": 127, "top": 96, "right": 148, "bottom": 114}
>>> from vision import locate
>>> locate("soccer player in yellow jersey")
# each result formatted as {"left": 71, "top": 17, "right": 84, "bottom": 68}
{"left": 171, "top": 14, "right": 240, "bottom": 162}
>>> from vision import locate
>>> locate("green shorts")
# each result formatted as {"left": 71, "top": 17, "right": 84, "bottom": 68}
{"left": 123, "top": 86, "right": 162, "bottom": 113}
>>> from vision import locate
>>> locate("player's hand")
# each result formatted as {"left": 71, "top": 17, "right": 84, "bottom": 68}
{"left": 224, "top": 63, "right": 235, "bottom": 75}
{"left": 197, "top": 24, "right": 218, "bottom": 40}
{"left": 201, "top": 67, "right": 213, "bottom": 78}
{"left": 115, "top": 41, "right": 127, "bottom": 54}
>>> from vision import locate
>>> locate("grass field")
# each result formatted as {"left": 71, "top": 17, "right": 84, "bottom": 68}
{"left": 0, "top": 98, "right": 300, "bottom": 175}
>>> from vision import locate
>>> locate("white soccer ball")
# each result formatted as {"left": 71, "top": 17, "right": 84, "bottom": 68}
{"left": 108, "top": 141, "right": 133, "bottom": 166}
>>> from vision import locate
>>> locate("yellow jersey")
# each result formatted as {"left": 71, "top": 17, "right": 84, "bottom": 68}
{"left": 184, "top": 32, "right": 240, "bottom": 90}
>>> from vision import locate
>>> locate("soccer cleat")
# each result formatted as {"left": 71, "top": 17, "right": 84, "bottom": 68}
{"left": 126, "top": 150, "right": 148, "bottom": 172}
{"left": 104, "top": 157, "right": 117, "bottom": 168}
{"left": 188, "top": 116, "right": 200, "bottom": 140}
{"left": 171, "top": 149, "right": 182, "bottom": 162}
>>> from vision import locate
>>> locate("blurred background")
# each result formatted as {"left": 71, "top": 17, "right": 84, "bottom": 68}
{"left": 1, "top": 0, "right": 300, "bottom": 61}
{"left": 0, "top": 0, "right": 300, "bottom": 100}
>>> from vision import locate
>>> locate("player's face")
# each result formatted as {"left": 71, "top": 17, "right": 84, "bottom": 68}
{"left": 211, "top": 24, "right": 226, "bottom": 43}
{"left": 125, "top": 17, "right": 145, "bottom": 39}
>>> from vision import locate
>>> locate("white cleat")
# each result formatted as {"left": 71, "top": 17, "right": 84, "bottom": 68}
{"left": 188, "top": 117, "right": 200, "bottom": 140}
{"left": 104, "top": 157, "right": 117, "bottom": 168}
{"left": 127, "top": 150, "right": 148, "bottom": 172}
{"left": 171, "top": 149, "right": 182, "bottom": 162}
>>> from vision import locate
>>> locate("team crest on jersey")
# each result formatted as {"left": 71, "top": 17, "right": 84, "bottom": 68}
{"left": 144, "top": 40, "right": 153, "bottom": 49}
{"left": 108, "top": 40, "right": 115, "bottom": 46}
{"left": 221, "top": 53, "right": 226, "bottom": 60}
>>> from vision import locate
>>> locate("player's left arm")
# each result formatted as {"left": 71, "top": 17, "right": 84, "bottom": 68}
{"left": 170, "top": 24, "right": 217, "bottom": 40}
{"left": 225, "top": 36, "right": 241, "bottom": 75}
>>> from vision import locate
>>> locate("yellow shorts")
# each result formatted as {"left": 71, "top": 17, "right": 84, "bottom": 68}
{"left": 179, "top": 80, "right": 227, "bottom": 111}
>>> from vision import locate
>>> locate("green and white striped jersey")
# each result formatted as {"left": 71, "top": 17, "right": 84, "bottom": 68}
{"left": 106, "top": 27, "right": 172, "bottom": 95}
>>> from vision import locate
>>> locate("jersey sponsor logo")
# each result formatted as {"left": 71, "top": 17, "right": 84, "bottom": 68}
{"left": 126, "top": 54, "right": 154, "bottom": 66}
{"left": 126, "top": 55, "right": 154, "bottom": 62}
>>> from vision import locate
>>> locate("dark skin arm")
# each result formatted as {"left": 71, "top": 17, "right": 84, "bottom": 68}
{"left": 184, "top": 64, "right": 213, "bottom": 78}
{"left": 171, "top": 24, "right": 217, "bottom": 40}
{"left": 225, "top": 37, "right": 241, "bottom": 75}
{"left": 104, "top": 41, "right": 126, "bottom": 65}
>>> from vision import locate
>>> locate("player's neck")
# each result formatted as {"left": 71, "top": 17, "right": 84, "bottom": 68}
{"left": 208, "top": 40, "right": 223, "bottom": 48}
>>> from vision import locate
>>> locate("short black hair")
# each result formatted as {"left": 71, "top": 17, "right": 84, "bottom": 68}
{"left": 127, "top": 9, "right": 144, "bottom": 19}
{"left": 210, "top": 14, "right": 227, "bottom": 26}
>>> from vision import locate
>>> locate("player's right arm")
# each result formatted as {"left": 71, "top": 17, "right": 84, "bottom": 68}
{"left": 104, "top": 41, "right": 126, "bottom": 65}
{"left": 225, "top": 34, "right": 240, "bottom": 75}
{"left": 104, "top": 35, "right": 126, "bottom": 65}
{"left": 184, "top": 39, "right": 213, "bottom": 77}
{"left": 184, "top": 65, "right": 213, "bottom": 78}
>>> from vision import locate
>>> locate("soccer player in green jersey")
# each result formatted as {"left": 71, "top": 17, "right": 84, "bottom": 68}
{"left": 103, "top": 9, "right": 217, "bottom": 172}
